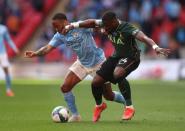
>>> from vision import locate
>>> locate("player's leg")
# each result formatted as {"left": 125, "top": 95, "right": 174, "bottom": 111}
{"left": 89, "top": 59, "right": 125, "bottom": 116}
{"left": 102, "top": 82, "right": 125, "bottom": 105}
{"left": 102, "top": 83, "right": 114, "bottom": 101}
{"left": 2, "top": 67, "right": 14, "bottom": 97}
{"left": 61, "top": 60, "right": 87, "bottom": 122}
{"left": 118, "top": 78, "right": 134, "bottom": 120}
{"left": 91, "top": 74, "right": 106, "bottom": 106}
{"left": 91, "top": 74, "right": 107, "bottom": 122}
{"left": 91, "top": 57, "right": 118, "bottom": 122}
{"left": 1, "top": 54, "right": 14, "bottom": 97}
{"left": 61, "top": 71, "right": 81, "bottom": 119}
{"left": 113, "top": 56, "right": 140, "bottom": 120}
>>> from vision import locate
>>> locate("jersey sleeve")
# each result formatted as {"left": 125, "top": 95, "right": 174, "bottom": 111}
{"left": 120, "top": 22, "right": 140, "bottom": 37}
{"left": 48, "top": 33, "right": 64, "bottom": 47}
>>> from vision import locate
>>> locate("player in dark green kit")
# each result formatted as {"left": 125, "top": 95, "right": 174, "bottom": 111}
{"left": 65, "top": 11, "right": 171, "bottom": 122}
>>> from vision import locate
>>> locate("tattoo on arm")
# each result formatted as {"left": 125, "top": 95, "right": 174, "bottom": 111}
{"left": 35, "top": 46, "right": 51, "bottom": 56}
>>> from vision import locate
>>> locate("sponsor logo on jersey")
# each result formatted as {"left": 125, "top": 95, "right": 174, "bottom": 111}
{"left": 72, "top": 32, "right": 78, "bottom": 37}
{"left": 108, "top": 33, "right": 124, "bottom": 45}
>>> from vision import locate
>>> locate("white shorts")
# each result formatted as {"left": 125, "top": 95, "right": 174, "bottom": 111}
{"left": 69, "top": 59, "right": 105, "bottom": 80}
{"left": 0, "top": 54, "right": 10, "bottom": 67}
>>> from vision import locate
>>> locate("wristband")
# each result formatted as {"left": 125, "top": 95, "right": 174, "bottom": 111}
{"left": 71, "top": 22, "right": 80, "bottom": 28}
{"left": 65, "top": 25, "right": 70, "bottom": 29}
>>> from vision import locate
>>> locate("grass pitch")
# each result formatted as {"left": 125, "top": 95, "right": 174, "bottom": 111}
{"left": 0, "top": 79, "right": 185, "bottom": 131}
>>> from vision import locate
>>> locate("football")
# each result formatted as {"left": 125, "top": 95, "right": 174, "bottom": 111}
{"left": 51, "top": 106, "right": 70, "bottom": 123}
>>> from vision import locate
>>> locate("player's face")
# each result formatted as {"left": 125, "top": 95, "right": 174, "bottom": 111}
{"left": 103, "top": 19, "right": 119, "bottom": 34}
{"left": 52, "top": 19, "right": 66, "bottom": 33}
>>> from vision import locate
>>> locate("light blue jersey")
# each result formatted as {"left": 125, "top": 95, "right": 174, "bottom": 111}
{"left": 0, "top": 24, "right": 17, "bottom": 54}
{"left": 49, "top": 28, "right": 105, "bottom": 67}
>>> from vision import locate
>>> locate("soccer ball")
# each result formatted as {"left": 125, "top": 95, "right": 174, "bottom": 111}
{"left": 51, "top": 106, "right": 70, "bottom": 123}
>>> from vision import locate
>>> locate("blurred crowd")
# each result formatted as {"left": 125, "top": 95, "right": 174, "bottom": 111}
{"left": 1, "top": 0, "right": 185, "bottom": 62}
{"left": 0, "top": 0, "right": 57, "bottom": 58}
{"left": 0, "top": 0, "right": 44, "bottom": 36}
{"left": 38, "top": 0, "right": 185, "bottom": 62}
{"left": 65, "top": 0, "right": 185, "bottom": 59}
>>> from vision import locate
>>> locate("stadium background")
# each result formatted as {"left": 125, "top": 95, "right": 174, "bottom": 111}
{"left": 0, "top": 0, "right": 185, "bottom": 131}
{"left": 0, "top": 0, "right": 185, "bottom": 80}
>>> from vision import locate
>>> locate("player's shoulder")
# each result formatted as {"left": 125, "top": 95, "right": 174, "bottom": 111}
{"left": 54, "top": 32, "right": 64, "bottom": 37}
{"left": 119, "top": 21, "right": 129, "bottom": 28}
{"left": 118, "top": 21, "right": 137, "bottom": 31}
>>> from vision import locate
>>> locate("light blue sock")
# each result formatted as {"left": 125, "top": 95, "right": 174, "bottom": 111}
{"left": 63, "top": 92, "right": 79, "bottom": 116}
{"left": 113, "top": 91, "right": 126, "bottom": 105}
{"left": 5, "top": 74, "right": 11, "bottom": 90}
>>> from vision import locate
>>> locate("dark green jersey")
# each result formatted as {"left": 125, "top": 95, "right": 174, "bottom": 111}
{"left": 107, "top": 21, "right": 140, "bottom": 58}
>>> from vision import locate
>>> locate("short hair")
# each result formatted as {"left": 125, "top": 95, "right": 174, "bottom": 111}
{"left": 102, "top": 11, "right": 117, "bottom": 22}
{"left": 52, "top": 13, "right": 67, "bottom": 20}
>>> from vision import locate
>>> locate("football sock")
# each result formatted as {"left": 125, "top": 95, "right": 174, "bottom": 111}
{"left": 118, "top": 79, "right": 132, "bottom": 106}
{"left": 126, "top": 105, "right": 134, "bottom": 109}
{"left": 96, "top": 103, "right": 104, "bottom": 107}
{"left": 113, "top": 91, "right": 125, "bottom": 105}
{"left": 91, "top": 84, "right": 103, "bottom": 105}
{"left": 63, "top": 91, "right": 79, "bottom": 116}
{"left": 5, "top": 73, "right": 11, "bottom": 90}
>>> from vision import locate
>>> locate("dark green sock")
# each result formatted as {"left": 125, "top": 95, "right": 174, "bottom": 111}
{"left": 91, "top": 84, "right": 103, "bottom": 105}
{"left": 118, "top": 79, "right": 132, "bottom": 106}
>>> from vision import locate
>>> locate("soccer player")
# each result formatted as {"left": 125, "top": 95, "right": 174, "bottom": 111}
{"left": 25, "top": 13, "right": 126, "bottom": 122}
{"left": 0, "top": 24, "right": 19, "bottom": 97}
{"left": 65, "top": 11, "right": 171, "bottom": 122}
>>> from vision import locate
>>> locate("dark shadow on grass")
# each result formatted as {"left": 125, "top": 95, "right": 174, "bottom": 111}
{"left": 48, "top": 119, "right": 144, "bottom": 126}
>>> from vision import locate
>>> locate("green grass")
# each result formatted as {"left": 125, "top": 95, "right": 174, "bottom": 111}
{"left": 0, "top": 79, "right": 185, "bottom": 131}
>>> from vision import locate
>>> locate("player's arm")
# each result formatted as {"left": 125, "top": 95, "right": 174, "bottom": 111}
{"left": 134, "top": 31, "right": 171, "bottom": 56}
{"left": 25, "top": 32, "right": 63, "bottom": 58}
{"left": 24, "top": 44, "right": 54, "bottom": 58}
{"left": 63, "top": 19, "right": 102, "bottom": 33}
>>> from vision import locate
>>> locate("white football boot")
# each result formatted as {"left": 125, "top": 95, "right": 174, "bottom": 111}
{"left": 68, "top": 115, "right": 81, "bottom": 122}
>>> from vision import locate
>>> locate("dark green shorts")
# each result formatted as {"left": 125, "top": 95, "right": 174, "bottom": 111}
{"left": 97, "top": 54, "right": 140, "bottom": 84}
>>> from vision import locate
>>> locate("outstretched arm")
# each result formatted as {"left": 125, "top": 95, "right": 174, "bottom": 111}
{"left": 24, "top": 44, "right": 54, "bottom": 58}
{"left": 63, "top": 19, "right": 102, "bottom": 33}
{"left": 135, "top": 31, "right": 171, "bottom": 56}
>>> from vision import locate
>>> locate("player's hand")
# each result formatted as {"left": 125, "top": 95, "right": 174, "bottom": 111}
{"left": 24, "top": 51, "right": 37, "bottom": 58}
{"left": 155, "top": 47, "right": 171, "bottom": 56}
{"left": 62, "top": 25, "right": 74, "bottom": 34}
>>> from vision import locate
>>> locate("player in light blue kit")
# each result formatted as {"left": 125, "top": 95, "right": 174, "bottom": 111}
{"left": 25, "top": 13, "right": 126, "bottom": 122}
{"left": 0, "top": 24, "right": 19, "bottom": 97}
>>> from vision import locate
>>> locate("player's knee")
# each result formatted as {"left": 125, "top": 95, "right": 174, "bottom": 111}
{"left": 113, "top": 67, "right": 126, "bottom": 80}
{"left": 92, "top": 75, "right": 102, "bottom": 87}
{"left": 61, "top": 84, "right": 72, "bottom": 93}
{"left": 92, "top": 78, "right": 103, "bottom": 87}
